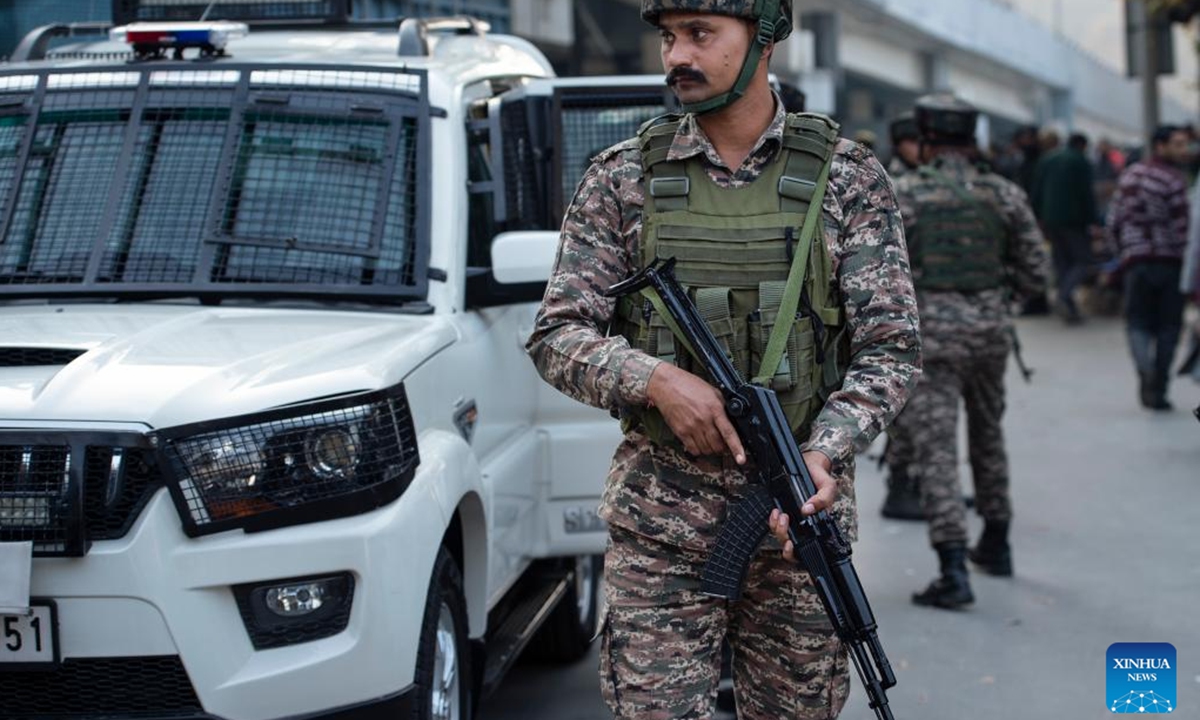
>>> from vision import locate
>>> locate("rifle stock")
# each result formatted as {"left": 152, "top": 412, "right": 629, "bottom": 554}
{"left": 605, "top": 257, "right": 898, "bottom": 720}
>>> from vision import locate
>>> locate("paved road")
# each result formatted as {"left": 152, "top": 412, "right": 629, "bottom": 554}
{"left": 481, "top": 314, "right": 1200, "bottom": 719}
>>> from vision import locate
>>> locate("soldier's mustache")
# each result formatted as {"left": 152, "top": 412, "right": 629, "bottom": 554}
{"left": 666, "top": 67, "right": 707, "bottom": 87}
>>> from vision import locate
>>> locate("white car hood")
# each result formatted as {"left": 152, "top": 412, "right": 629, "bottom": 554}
{"left": 0, "top": 304, "right": 455, "bottom": 429}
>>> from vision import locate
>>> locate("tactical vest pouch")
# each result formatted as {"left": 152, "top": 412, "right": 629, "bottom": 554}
{"left": 695, "top": 287, "right": 750, "bottom": 380}
{"left": 749, "top": 312, "right": 817, "bottom": 396}
{"left": 748, "top": 281, "right": 815, "bottom": 397}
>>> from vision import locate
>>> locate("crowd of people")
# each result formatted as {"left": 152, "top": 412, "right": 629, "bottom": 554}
{"left": 874, "top": 114, "right": 1200, "bottom": 608}
{"left": 911, "top": 122, "right": 1200, "bottom": 411}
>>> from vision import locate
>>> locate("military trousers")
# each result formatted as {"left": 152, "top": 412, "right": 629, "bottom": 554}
{"left": 599, "top": 525, "right": 850, "bottom": 720}
{"left": 903, "top": 352, "right": 1013, "bottom": 546}
{"left": 883, "top": 410, "right": 915, "bottom": 476}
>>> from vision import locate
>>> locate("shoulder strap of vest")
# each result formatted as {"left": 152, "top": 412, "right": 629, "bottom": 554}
{"left": 779, "top": 113, "right": 838, "bottom": 213}
{"left": 637, "top": 115, "right": 687, "bottom": 220}
{"left": 638, "top": 114, "right": 683, "bottom": 171}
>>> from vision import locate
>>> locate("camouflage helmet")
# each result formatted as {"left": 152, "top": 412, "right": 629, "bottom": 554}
{"left": 641, "top": 0, "right": 794, "bottom": 43}
{"left": 890, "top": 113, "right": 919, "bottom": 144}
{"left": 914, "top": 93, "right": 979, "bottom": 142}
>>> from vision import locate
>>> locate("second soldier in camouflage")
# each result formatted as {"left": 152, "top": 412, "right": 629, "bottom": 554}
{"left": 892, "top": 94, "right": 1049, "bottom": 610}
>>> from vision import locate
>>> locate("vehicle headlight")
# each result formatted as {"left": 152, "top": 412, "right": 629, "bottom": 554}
{"left": 156, "top": 385, "right": 418, "bottom": 536}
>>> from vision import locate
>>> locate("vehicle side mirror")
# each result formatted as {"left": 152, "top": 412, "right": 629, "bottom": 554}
{"left": 490, "top": 231, "right": 561, "bottom": 285}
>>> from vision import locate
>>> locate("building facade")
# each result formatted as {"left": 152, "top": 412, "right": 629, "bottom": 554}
{"left": 2, "top": 0, "right": 1193, "bottom": 145}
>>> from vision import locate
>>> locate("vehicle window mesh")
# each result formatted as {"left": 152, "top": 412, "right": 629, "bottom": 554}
{"left": 10, "top": 111, "right": 129, "bottom": 279}
{"left": 0, "top": 67, "right": 426, "bottom": 299}
{"left": 121, "top": 0, "right": 348, "bottom": 22}
{"left": 557, "top": 102, "right": 667, "bottom": 219}
{"left": 217, "top": 114, "right": 407, "bottom": 285}
{"left": 0, "top": 117, "right": 26, "bottom": 224}
{"left": 499, "top": 98, "right": 543, "bottom": 229}
{"left": 104, "top": 109, "right": 229, "bottom": 283}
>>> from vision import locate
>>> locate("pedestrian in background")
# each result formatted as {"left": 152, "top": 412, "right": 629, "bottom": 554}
{"left": 891, "top": 94, "right": 1049, "bottom": 610}
{"left": 527, "top": 0, "right": 921, "bottom": 715}
{"left": 1107, "top": 125, "right": 1191, "bottom": 411}
{"left": 1031, "top": 133, "right": 1099, "bottom": 324}
{"left": 1011, "top": 125, "right": 1041, "bottom": 196}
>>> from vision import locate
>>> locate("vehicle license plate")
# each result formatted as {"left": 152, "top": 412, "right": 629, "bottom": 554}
{"left": 0, "top": 604, "right": 56, "bottom": 665}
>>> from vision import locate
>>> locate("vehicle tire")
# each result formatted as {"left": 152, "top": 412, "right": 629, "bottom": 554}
{"left": 527, "top": 553, "right": 603, "bottom": 663}
{"left": 413, "top": 547, "right": 472, "bottom": 720}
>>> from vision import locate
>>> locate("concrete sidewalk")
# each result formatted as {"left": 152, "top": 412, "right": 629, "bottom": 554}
{"left": 482, "top": 314, "right": 1200, "bottom": 719}
{"left": 838, "top": 314, "right": 1200, "bottom": 719}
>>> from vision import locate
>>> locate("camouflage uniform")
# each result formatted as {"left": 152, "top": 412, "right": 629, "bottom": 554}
{"left": 892, "top": 154, "right": 1048, "bottom": 548}
{"left": 880, "top": 153, "right": 914, "bottom": 475}
{"left": 886, "top": 156, "right": 914, "bottom": 181}
{"left": 528, "top": 99, "right": 919, "bottom": 719}
{"left": 881, "top": 119, "right": 918, "bottom": 495}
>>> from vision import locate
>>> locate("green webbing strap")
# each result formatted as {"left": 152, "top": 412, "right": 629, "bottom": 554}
{"left": 752, "top": 155, "right": 833, "bottom": 386}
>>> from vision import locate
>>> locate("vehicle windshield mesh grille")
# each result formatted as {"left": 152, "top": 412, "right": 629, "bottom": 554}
{"left": 0, "top": 64, "right": 429, "bottom": 301}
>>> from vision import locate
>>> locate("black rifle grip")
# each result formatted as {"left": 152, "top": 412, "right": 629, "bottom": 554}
{"left": 700, "top": 485, "right": 774, "bottom": 600}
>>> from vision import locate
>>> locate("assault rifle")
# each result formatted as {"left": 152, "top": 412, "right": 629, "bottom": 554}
{"left": 1008, "top": 326, "right": 1035, "bottom": 383}
{"left": 605, "top": 257, "right": 897, "bottom": 720}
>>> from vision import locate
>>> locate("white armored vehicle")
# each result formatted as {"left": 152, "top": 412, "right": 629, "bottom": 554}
{"left": 0, "top": 2, "right": 676, "bottom": 718}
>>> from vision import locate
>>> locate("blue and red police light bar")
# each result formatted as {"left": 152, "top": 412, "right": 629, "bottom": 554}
{"left": 110, "top": 22, "right": 249, "bottom": 52}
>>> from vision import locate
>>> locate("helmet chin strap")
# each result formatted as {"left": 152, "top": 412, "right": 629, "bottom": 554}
{"left": 680, "top": 0, "right": 782, "bottom": 115}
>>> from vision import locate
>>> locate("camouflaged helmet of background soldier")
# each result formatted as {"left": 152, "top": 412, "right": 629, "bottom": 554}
{"left": 640, "top": 0, "right": 794, "bottom": 42}
{"left": 914, "top": 93, "right": 979, "bottom": 143}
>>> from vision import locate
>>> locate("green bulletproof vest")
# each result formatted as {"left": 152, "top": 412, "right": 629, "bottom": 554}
{"left": 909, "top": 164, "right": 1008, "bottom": 292}
{"left": 610, "top": 112, "right": 851, "bottom": 447}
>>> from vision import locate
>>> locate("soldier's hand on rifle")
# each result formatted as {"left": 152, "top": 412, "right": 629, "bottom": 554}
{"left": 767, "top": 451, "right": 837, "bottom": 561}
{"left": 647, "top": 362, "right": 746, "bottom": 464}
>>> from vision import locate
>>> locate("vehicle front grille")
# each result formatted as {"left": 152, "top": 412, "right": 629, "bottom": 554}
{"left": 0, "top": 436, "right": 161, "bottom": 556}
{"left": 0, "top": 655, "right": 205, "bottom": 719}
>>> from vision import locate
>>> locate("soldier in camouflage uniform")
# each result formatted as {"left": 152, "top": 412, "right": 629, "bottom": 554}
{"left": 878, "top": 114, "right": 925, "bottom": 522}
{"left": 526, "top": 0, "right": 920, "bottom": 717}
{"left": 892, "top": 94, "right": 1048, "bottom": 610}
{"left": 886, "top": 113, "right": 920, "bottom": 180}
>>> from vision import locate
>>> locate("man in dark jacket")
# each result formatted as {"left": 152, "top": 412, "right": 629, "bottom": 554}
{"left": 1032, "top": 133, "right": 1099, "bottom": 324}
{"left": 1108, "top": 125, "right": 1192, "bottom": 410}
